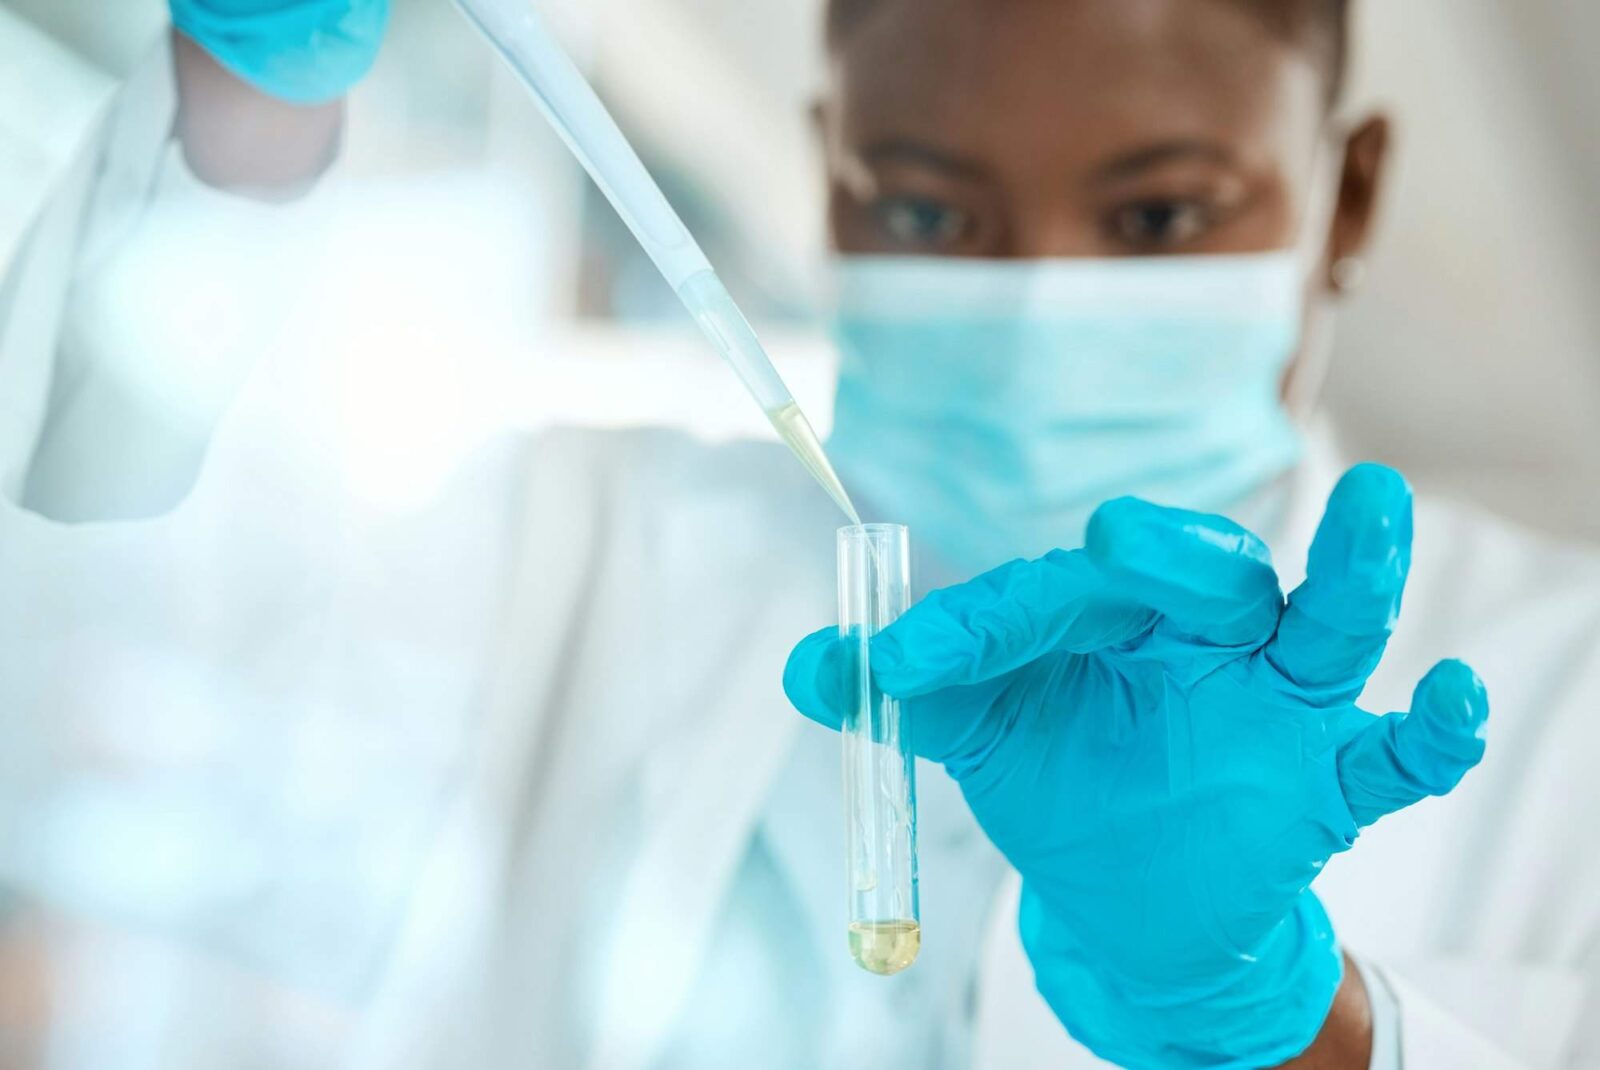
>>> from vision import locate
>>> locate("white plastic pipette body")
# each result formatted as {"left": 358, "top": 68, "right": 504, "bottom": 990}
{"left": 453, "top": 0, "right": 863, "bottom": 522}
{"left": 453, "top": 0, "right": 791, "bottom": 411}
{"left": 453, "top": 0, "right": 710, "bottom": 290}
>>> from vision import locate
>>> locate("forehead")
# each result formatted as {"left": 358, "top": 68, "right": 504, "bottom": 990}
{"left": 830, "top": 0, "right": 1322, "bottom": 167}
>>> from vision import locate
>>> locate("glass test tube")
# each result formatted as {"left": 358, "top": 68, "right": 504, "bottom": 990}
{"left": 837, "top": 524, "right": 920, "bottom": 975}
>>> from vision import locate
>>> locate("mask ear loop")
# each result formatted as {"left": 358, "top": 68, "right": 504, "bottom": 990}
{"left": 1284, "top": 127, "right": 1348, "bottom": 424}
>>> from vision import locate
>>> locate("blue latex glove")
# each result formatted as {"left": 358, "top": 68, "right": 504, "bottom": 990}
{"left": 785, "top": 465, "right": 1489, "bottom": 1069}
{"left": 170, "top": 0, "right": 390, "bottom": 105}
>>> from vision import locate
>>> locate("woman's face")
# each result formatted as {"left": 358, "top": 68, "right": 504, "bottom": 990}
{"left": 820, "top": 0, "right": 1387, "bottom": 288}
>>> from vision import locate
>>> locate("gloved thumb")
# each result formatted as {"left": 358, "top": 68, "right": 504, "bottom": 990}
{"left": 783, "top": 627, "right": 851, "bottom": 732}
{"left": 1336, "top": 659, "right": 1489, "bottom": 828}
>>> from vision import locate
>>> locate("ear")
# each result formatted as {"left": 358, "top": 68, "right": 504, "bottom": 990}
{"left": 1324, "top": 114, "right": 1392, "bottom": 294}
{"left": 812, "top": 94, "right": 848, "bottom": 182}
{"left": 812, "top": 94, "right": 850, "bottom": 250}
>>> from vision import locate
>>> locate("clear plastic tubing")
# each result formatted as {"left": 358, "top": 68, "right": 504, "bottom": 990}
{"left": 452, "top": 0, "right": 861, "bottom": 525}
{"left": 837, "top": 524, "right": 920, "bottom": 975}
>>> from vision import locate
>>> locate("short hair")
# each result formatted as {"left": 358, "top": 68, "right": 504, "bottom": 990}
{"left": 825, "top": 0, "right": 1353, "bottom": 106}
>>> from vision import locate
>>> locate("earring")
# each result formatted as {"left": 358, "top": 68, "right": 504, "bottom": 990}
{"left": 1331, "top": 256, "right": 1367, "bottom": 293}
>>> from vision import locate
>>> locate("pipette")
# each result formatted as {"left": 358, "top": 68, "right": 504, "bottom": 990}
{"left": 453, "top": 0, "right": 862, "bottom": 525}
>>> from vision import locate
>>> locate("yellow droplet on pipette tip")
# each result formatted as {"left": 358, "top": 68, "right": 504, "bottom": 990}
{"left": 767, "top": 401, "right": 862, "bottom": 526}
{"left": 848, "top": 919, "right": 921, "bottom": 976}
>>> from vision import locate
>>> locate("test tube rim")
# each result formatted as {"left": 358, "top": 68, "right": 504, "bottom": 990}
{"left": 838, "top": 523, "right": 909, "bottom": 540}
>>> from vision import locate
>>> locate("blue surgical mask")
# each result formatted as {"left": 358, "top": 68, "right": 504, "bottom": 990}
{"left": 826, "top": 251, "right": 1308, "bottom": 575}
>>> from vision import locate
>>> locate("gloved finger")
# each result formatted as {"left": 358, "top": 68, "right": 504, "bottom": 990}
{"left": 1085, "top": 497, "right": 1285, "bottom": 649}
{"left": 785, "top": 625, "right": 1018, "bottom": 764}
{"left": 783, "top": 627, "right": 851, "bottom": 731}
{"left": 873, "top": 504, "right": 1287, "bottom": 700}
{"left": 1336, "top": 659, "right": 1489, "bottom": 828}
{"left": 1264, "top": 464, "right": 1413, "bottom": 704}
{"left": 869, "top": 550, "right": 1154, "bottom": 697}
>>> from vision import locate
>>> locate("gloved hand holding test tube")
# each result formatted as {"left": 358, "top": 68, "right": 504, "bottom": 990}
{"left": 452, "top": 0, "right": 860, "bottom": 526}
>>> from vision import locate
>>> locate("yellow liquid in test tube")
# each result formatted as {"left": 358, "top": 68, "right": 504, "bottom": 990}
{"left": 848, "top": 919, "right": 922, "bottom": 976}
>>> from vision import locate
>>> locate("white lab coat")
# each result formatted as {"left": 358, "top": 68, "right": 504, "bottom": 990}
{"left": 2, "top": 15, "right": 1598, "bottom": 1070}
{"left": 335, "top": 425, "right": 1599, "bottom": 1070}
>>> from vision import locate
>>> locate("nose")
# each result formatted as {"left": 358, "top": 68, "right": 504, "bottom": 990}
{"left": 1003, "top": 207, "right": 1103, "bottom": 259}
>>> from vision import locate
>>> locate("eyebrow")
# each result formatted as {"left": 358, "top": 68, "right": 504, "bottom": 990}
{"left": 857, "top": 138, "right": 992, "bottom": 182}
{"left": 1090, "top": 140, "right": 1239, "bottom": 183}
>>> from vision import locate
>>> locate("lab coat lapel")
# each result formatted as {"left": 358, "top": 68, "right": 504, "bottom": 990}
{"left": 0, "top": 8, "right": 116, "bottom": 277}
{"left": 349, "top": 434, "right": 833, "bottom": 1070}
{"left": 585, "top": 663, "right": 802, "bottom": 1070}
{"left": 0, "top": 20, "right": 173, "bottom": 508}
{"left": 585, "top": 481, "right": 825, "bottom": 1070}
{"left": 0, "top": 8, "right": 116, "bottom": 499}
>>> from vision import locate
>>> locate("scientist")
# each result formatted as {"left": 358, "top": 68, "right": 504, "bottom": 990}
{"left": 793, "top": 1, "right": 1596, "bottom": 1065}
{"left": 1, "top": 1, "right": 1597, "bottom": 1069}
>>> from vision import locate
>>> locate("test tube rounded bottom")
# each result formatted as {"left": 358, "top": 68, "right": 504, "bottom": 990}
{"left": 838, "top": 524, "right": 920, "bottom": 977}
{"left": 847, "top": 919, "right": 922, "bottom": 976}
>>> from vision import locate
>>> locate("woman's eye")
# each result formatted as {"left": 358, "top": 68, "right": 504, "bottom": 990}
{"left": 874, "top": 196, "right": 970, "bottom": 248}
{"left": 1109, "top": 200, "right": 1211, "bottom": 249}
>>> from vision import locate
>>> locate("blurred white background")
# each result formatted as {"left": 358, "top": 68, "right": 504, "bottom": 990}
{"left": 7, "top": 0, "right": 1598, "bottom": 538}
{"left": 1331, "top": 0, "right": 1600, "bottom": 541}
